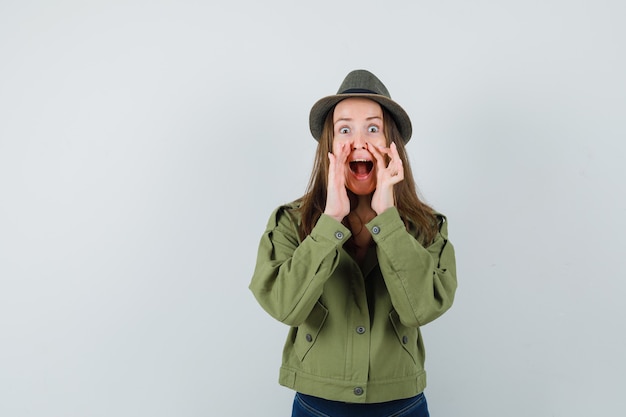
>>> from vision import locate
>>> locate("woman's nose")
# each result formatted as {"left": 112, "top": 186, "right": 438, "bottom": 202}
{"left": 352, "top": 134, "right": 366, "bottom": 150}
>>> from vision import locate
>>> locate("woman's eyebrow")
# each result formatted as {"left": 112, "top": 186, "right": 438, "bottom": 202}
{"left": 333, "top": 117, "right": 352, "bottom": 125}
{"left": 334, "top": 115, "right": 381, "bottom": 125}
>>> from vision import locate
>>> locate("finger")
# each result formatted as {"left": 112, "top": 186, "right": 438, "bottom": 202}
{"left": 388, "top": 143, "right": 403, "bottom": 168}
{"left": 339, "top": 142, "right": 351, "bottom": 161}
{"left": 369, "top": 144, "right": 392, "bottom": 160}
{"left": 332, "top": 142, "right": 346, "bottom": 163}
{"left": 389, "top": 160, "right": 404, "bottom": 180}
{"left": 389, "top": 142, "right": 401, "bottom": 160}
{"left": 375, "top": 144, "right": 392, "bottom": 156}
{"left": 390, "top": 165, "right": 404, "bottom": 182}
{"left": 374, "top": 143, "right": 398, "bottom": 170}
{"left": 367, "top": 142, "right": 387, "bottom": 168}
{"left": 328, "top": 150, "right": 347, "bottom": 188}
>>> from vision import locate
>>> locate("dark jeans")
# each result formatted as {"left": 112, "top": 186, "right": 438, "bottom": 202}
{"left": 291, "top": 392, "right": 430, "bottom": 417}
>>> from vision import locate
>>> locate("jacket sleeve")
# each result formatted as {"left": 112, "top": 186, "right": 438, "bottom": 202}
{"left": 249, "top": 206, "right": 352, "bottom": 326}
{"left": 368, "top": 207, "right": 457, "bottom": 327}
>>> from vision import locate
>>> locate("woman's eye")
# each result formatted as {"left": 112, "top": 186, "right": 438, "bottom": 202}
{"left": 339, "top": 127, "right": 350, "bottom": 134}
{"left": 368, "top": 125, "right": 379, "bottom": 133}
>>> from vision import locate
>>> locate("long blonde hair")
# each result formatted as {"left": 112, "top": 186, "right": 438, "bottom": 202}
{"left": 298, "top": 105, "right": 439, "bottom": 245}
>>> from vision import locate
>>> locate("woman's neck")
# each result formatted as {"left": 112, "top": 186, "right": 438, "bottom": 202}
{"left": 351, "top": 192, "right": 373, "bottom": 211}
{"left": 349, "top": 193, "right": 377, "bottom": 224}
{"left": 345, "top": 193, "right": 376, "bottom": 262}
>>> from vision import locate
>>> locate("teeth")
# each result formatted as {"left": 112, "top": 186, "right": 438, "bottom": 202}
{"left": 351, "top": 159, "right": 370, "bottom": 163}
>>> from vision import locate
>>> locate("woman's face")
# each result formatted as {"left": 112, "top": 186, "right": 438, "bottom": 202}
{"left": 332, "top": 97, "right": 387, "bottom": 196}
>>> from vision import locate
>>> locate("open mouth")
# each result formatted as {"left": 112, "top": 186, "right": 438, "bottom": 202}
{"left": 349, "top": 159, "right": 374, "bottom": 176}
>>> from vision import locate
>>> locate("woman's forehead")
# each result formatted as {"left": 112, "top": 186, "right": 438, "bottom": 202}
{"left": 333, "top": 98, "right": 383, "bottom": 120}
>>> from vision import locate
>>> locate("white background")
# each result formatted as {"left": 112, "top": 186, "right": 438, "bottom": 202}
{"left": 1, "top": 1, "right": 625, "bottom": 416}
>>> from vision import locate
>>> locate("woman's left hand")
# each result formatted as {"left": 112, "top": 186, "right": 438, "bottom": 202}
{"left": 368, "top": 142, "right": 404, "bottom": 215}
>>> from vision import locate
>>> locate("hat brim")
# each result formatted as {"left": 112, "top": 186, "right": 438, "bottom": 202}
{"left": 309, "top": 94, "right": 412, "bottom": 144}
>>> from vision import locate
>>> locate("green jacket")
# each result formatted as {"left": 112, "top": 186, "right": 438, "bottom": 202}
{"left": 249, "top": 201, "right": 457, "bottom": 403}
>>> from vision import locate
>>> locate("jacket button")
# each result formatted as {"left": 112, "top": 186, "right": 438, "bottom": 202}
{"left": 305, "top": 334, "right": 313, "bottom": 342}
{"left": 335, "top": 231, "right": 344, "bottom": 240}
{"left": 354, "top": 387, "right": 364, "bottom": 396}
{"left": 402, "top": 335, "right": 408, "bottom": 344}
{"left": 356, "top": 326, "right": 366, "bottom": 334}
{"left": 371, "top": 226, "right": 380, "bottom": 235}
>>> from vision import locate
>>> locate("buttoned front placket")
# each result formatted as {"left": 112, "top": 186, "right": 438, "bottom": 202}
{"left": 344, "top": 261, "right": 372, "bottom": 402}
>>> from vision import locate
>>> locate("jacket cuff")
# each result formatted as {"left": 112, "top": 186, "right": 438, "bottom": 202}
{"left": 310, "top": 214, "right": 352, "bottom": 247}
{"left": 365, "top": 207, "right": 405, "bottom": 242}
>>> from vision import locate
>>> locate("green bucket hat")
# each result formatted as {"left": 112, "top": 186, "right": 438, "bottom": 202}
{"left": 309, "top": 69, "right": 412, "bottom": 143}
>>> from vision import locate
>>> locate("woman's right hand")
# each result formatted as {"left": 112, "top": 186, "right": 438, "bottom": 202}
{"left": 323, "top": 141, "right": 351, "bottom": 222}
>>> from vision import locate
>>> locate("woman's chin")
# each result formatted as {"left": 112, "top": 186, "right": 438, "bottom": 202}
{"left": 346, "top": 181, "right": 376, "bottom": 196}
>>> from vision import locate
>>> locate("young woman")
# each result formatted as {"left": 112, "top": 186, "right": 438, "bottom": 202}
{"left": 249, "top": 69, "right": 457, "bottom": 417}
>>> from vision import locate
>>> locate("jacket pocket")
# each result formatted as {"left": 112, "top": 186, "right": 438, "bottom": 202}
{"left": 389, "top": 309, "right": 419, "bottom": 365}
{"left": 294, "top": 301, "right": 328, "bottom": 362}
